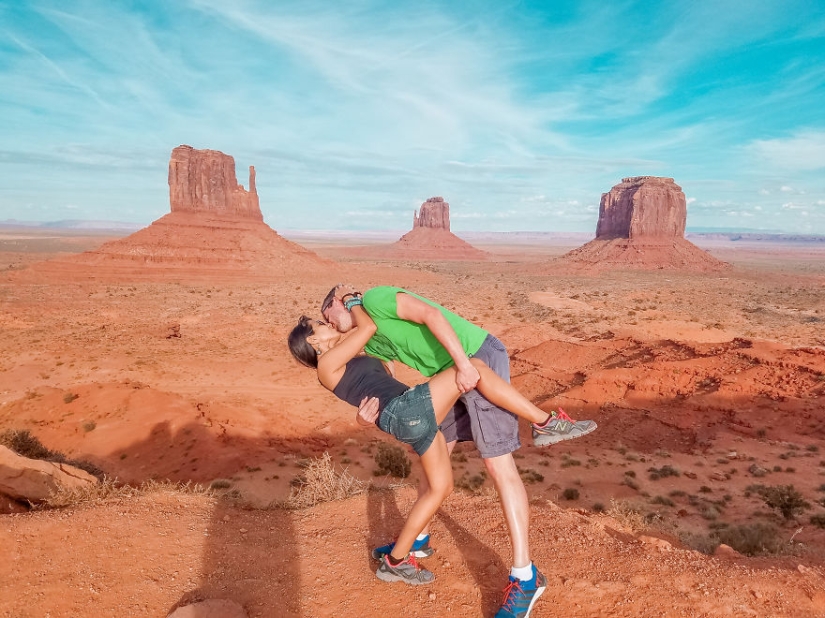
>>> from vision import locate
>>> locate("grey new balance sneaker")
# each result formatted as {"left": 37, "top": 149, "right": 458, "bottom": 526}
{"left": 376, "top": 554, "right": 435, "bottom": 585}
{"left": 532, "top": 408, "right": 597, "bottom": 446}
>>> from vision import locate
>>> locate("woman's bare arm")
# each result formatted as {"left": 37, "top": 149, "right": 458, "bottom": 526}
{"left": 317, "top": 305, "right": 377, "bottom": 388}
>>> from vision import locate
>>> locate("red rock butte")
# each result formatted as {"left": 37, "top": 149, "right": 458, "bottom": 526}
{"left": 560, "top": 176, "right": 728, "bottom": 272}
{"left": 346, "top": 197, "right": 487, "bottom": 261}
{"left": 25, "top": 145, "right": 330, "bottom": 281}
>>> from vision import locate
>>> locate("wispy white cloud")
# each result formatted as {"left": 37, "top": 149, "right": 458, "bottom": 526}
{"left": 748, "top": 130, "right": 825, "bottom": 171}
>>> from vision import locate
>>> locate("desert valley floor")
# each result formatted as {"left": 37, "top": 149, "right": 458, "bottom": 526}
{"left": 1, "top": 229, "right": 825, "bottom": 617}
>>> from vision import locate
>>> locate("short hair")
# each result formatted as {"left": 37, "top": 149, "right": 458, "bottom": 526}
{"left": 288, "top": 316, "right": 318, "bottom": 368}
{"left": 321, "top": 286, "right": 338, "bottom": 314}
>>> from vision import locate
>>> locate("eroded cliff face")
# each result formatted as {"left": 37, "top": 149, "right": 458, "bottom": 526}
{"left": 413, "top": 197, "right": 450, "bottom": 231}
{"left": 168, "top": 145, "right": 262, "bottom": 221}
{"left": 596, "top": 176, "right": 686, "bottom": 240}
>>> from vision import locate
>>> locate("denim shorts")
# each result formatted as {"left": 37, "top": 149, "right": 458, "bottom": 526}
{"left": 439, "top": 334, "right": 520, "bottom": 458}
{"left": 378, "top": 383, "right": 438, "bottom": 456}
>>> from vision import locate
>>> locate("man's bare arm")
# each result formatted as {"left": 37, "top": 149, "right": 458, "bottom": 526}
{"left": 395, "top": 292, "right": 480, "bottom": 392}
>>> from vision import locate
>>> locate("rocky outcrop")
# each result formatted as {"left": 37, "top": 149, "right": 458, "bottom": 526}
{"left": 0, "top": 445, "right": 98, "bottom": 502}
{"left": 169, "top": 145, "right": 262, "bottom": 221}
{"left": 558, "top": 176, "right": 728, "bottom": 272}
{"left": 413, "top": 197, "right": 450, "bottom": 231}
{"left": 596, "top": 176, "right": 686, "bottom": 240}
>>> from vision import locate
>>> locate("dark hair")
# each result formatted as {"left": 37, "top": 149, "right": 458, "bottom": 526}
{"left": 321, "top": 286, "right": 338, "bottom": 314}
{"left": 288, "top": 316, "right": 318, "bottom": 368}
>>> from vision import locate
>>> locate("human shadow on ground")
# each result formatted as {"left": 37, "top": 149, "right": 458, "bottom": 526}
{"left": 438, "top": 509, "right": 506, "bottom": 616}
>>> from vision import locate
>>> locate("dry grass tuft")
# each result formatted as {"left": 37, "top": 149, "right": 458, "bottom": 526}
{"left": 282, "top": 452, "right": 365, "bottom": 510}
{"left": 40, "top": 477, "right": 209, "bottom": 509}
{"left": 606, "top": 499, "right": 649, "bottom": 531}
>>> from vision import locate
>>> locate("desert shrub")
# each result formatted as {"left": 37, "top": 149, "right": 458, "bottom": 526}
{"left": 810, "top": 514, "right": 825, "bottom": 529}
{"left": 622, "top": 477, "right": 639, "bottom": 490}
{"left": 455, "top": 471, "right": 487, "bottom": 493}
{"left": 210, "top": 479, "right": 232, "bottom": 490}
{"left": 0, "top": 429, "right": 104, "bottom": 479}
{"left": 624, "top": 470, "right": 636, "bottom": 478}
{"left": 715, "top": 523, "right": 783, "bottom": 556}
{"left": 606, "top": 500, "right": 650, "bottom": 531}
{"left": 81, "top": 420, "right": 96, "bottom": 433}
{"left": 648, "top": 465, "right": 680, "bottom": 480}
{"left": 374, "top": 443, "right": 411, "bottom": 478}
{"left": 519, "top": 468, "right": 544, "bottom": 484}
{"left": 651, "top": 495, "right": 674, "bottom": 507}
{"left": 284, "top": 452, "right": 365, "bottom": 509}
{"left": 592, "top": 502, "right": 605, "bottom": 513}
{"left": 699, "top": 485, "right": 713, "bottom": 493}
{"left": 562, "top": 487, "right": 579, "bottom": 500}
{"left": 561, "top": 458, "right": 581, "bottom": 468}
{"left": 753, "top": 484, "right": 811, "bottom": 520}
{"left": 63, "top": 392, "right": 79, "bottom": 404}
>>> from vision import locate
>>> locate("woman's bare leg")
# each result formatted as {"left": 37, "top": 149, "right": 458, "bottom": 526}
{"left": 389, "top": 431, "right": 453, "bottom": 560}
{"left": 426, "top": 361, "right": 550, "bottom": 425}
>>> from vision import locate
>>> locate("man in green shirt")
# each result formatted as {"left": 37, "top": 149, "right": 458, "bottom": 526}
{"left": 322, "top": 285, "right": 596, "bottom": 618}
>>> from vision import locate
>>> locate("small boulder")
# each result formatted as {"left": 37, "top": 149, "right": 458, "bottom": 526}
{"left": 0, "top": 445, "right": 98, "bottom": 502}
{"left": 167, "top": 599, "right": 247, "bottom": 618}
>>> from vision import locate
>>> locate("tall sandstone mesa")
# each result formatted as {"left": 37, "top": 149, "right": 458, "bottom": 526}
{"left": 168, "top": 145, "right": 262, "bottom": 221}
{"left": 560, "top": 176, "right": 727, "bottom": 272}
{"left": 596, "top": 176, "right": 685, "bottom": 239}
{"left": 342, "top": 196, "right": 486, "bottom": 261}
{"left": 25, "top": 145, "right": 331, "bottom": 281}
{"left": 413, "top": 197, "right": 450, "bottom": 231}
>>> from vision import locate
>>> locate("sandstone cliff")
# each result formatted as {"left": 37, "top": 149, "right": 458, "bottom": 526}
{"left": 596, "top": 176, "right": 686, "bottom": 240}
{"left": 168, "top": 145, "right": 262, "bottom": 221}
{"left": 413, "top": 197, "right": 450, "bottom": 231}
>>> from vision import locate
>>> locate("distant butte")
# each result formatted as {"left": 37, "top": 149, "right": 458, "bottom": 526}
{"left": 346, "top": 197, "right": 487, "bottom": 261}
{"left": 26, "top": 145, "right": 330, "bottom": 281}
{"left": 560, "top": 176, "right": 728, "bottom": 272}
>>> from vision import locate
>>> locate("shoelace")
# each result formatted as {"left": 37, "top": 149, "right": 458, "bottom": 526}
{"left": 405, "top": 554, "right": 421, "bottom": 569}
{"left": 500, "top": 579, "right": 524, "bottom": 611}
{"left": 553, "top": 407, "right": 575, "bottom": 422}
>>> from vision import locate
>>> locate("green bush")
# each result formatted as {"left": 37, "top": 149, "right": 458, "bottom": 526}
{"left": 753, "top": 484, "right": 811, "bottom": 520}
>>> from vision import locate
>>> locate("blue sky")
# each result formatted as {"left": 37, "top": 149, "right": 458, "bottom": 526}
{"left": 2, "top": 1, "right": 824, "bottom": 234}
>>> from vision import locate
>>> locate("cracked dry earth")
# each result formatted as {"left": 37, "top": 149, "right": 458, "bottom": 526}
{"left": 1, "top": 231, "right": 825, "bottom": 617}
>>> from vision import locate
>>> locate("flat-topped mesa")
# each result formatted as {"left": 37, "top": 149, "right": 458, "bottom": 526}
{"left": 596, "top": 176, "right": 686, "bottom": 240}
{"left": 413, "top": 196, "right": 450, "bottom": 231}
{"left": 168, "top": 145, "right": 262, "bottom": 221}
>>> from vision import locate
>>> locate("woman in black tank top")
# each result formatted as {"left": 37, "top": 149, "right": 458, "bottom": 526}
{"left": 288, "top": 289, "right": 573, "bottom": 586}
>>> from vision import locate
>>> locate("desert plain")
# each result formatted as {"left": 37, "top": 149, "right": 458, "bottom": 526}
{"left": 1, "top": 228, "right": 825, "bottom": 617}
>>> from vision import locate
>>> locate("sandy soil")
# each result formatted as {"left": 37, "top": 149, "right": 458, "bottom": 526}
{"left": 1, "top": 229, "right": 825, "bottom": 617}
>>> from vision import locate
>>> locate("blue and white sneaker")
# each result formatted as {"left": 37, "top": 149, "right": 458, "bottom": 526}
{"left": 494, "top": 565, "right": 547, "bottom": 618}
{"left": 371, "top": 535, "right": 434, "bottom": 560}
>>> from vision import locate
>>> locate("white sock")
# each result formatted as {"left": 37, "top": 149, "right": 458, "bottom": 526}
{"left": 511, "top": 562, "right": 533, "bottom": 581}
{"left": 416, "top": 533, "right": 428, "bottom": 541}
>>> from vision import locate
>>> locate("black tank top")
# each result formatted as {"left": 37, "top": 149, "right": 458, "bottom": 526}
{"left": 332, "top": 356, "right": 408, "bottom": 415}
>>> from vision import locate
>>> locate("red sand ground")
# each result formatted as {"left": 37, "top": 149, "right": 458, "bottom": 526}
{"left": 1, "top": 230, "right": 824, "bottom": 617}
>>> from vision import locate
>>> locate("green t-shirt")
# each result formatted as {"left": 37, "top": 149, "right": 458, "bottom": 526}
{"left": 362, "top": 286, "right": 488, "bottom": 377}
